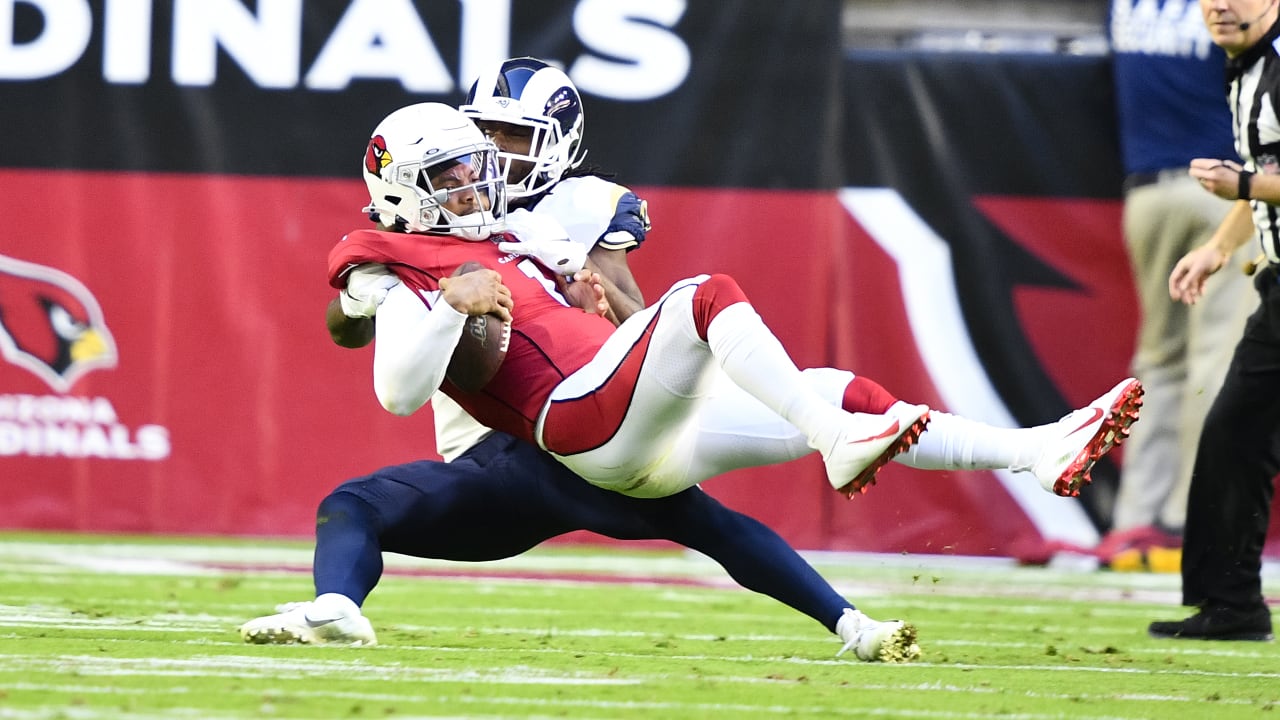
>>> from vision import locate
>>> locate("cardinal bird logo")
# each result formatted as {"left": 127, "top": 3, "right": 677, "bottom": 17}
{"left": 365, "top": 135, "right": 391, "bottom": 175}
{"left": 0, "top": 254, "right": 118, "bottom": 392}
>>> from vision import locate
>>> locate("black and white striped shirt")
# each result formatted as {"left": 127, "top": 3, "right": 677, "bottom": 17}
{"left": 1227, "top": 20, "right": 1280, "bottom": 263}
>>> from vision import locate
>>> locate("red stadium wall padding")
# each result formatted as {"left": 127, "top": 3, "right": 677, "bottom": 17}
{"left": 0, "top": 171, "right": 1039, "bottom": 550}
{"left": 2, "top": 2, "right": 1274, "bottom": 557}
{"left": 0, "top": 170, "right": 426, "bottom": 535}
{"left": 626, "top": 188, "right": 1048, "bottom": 555}
{"left": 8, "top": 170, "right": 1274, "bottom": 556}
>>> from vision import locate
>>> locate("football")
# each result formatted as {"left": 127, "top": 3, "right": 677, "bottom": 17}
{"left": 445, "top": 262, "right": 510, "bottom": 392}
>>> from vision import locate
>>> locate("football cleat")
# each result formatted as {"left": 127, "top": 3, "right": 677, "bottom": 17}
{"left": 823, "top": 404, "right": 930, "bottom": 498}
{"left": 239, "top": 594, "right": 377, "bottom": 646}
{"left": 835, "top": 608, "right": 921, "bottom": 662}
{"left": 1030, "top": 377, "right": 1144, "bottom": 497}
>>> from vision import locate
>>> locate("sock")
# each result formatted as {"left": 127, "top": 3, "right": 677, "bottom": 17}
{"left": 897, "top": 410, "right": 1043, "bottom": 470}
{"left": 312, "top": 491, "right": 385, "bottom": 606}
{"left": 841, "top": 375, "right": 898, "bottom": 414}
{"left": 311, "top": 592, "right": 362, "bottom": 620}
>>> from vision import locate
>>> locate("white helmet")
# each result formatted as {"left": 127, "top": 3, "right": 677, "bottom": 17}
{"left": 460, "top": 57, "right": 585, "bottom": 199}
{"left": 362, "top": 102, "right": 506, "bottom": 240}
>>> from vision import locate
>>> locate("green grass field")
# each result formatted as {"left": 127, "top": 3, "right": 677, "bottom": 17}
{"left": 0, "top": 532, "right": 1276, "bottom": 719}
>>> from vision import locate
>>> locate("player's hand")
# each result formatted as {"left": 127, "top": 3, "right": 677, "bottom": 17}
{"left": 558, "top": 269, "right": 617, "bottom": 324}
{"left": 438, "top": 268, "right": 514, "bottom": 322}
{"left": 498, "top": 238, "right": 588, "bottom": 275}
{"left": 1169, "top": 243, "right": 1228, "bottom": 305}
{"left": 340, "top": 263, "right": 400, "bottom": 318}
{"left": 498, "top": 209, "right": 586, "bottom": 274}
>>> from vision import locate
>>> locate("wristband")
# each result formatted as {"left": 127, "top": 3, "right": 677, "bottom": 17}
{"left": 1239, "top": 170, "right": 1254, "bottom": 201}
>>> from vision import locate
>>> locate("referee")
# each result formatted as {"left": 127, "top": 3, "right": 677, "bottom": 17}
{"left": 1150, "top": 0, "right": 1280, "bottom": 642}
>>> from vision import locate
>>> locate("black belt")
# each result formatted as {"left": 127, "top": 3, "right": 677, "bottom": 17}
{"left": 1123, "top": 172, "right": 1159, "bottom": 192}
{"left": 1123, "top": 168, "right": 1185, "bottom": 192}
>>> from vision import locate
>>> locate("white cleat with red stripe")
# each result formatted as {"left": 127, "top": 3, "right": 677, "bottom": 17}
{"left": 1030, "top": 377, "right": 1144, "bottom": 497}
{"left": 823, "top": 403, "right": 930, "bottom": 498}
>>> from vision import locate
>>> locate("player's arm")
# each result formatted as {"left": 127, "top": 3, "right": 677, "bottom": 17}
{"left": 557, "top": 268, "right": 615, "bottom": 324}
{"left": 326, "top": 297, "right": 374, "bottom": 348}
{"left": 327, "top": 262, "right": 398, "bottom": 348}
{"left": 373, "top": 283, "right": 465, "bottom": 416}
{"left": 587, "top": 187, "right": 650, "bottom": 323}
{"left": 585, "top": 247, "right": 643, "bottom": 323}
{"left": 373, "top": 270, "right": 510, "bottom": 416}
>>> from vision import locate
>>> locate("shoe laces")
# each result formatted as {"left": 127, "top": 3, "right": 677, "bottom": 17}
{"left": 835, "top": 608, "right": 866, "bottom": 657}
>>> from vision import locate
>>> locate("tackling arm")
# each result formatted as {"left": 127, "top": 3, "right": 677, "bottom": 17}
{"left": 587, "top": 246, "right": 645, "bottom": 323}
{"left": 326, "top": 297, "right": 374, "bottom": 348}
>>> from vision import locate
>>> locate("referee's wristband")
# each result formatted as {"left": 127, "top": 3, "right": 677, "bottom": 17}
{"left": 1239, "top": 170, "right": 1254, "bottom": 201}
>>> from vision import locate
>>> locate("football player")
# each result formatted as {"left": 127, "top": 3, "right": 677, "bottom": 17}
{"left": 330, "top": 101, "right": 1141, "bottom": 501}
{"left": 244, "top": 61, "right": 1141, "bottom": 663}
{"left": 243, "top": 59, "right": 922, "bottom": 662}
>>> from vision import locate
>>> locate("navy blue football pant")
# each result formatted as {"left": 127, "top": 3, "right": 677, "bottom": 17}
{"left": 313, "top": 431, "right": 854, "bottom": 632}
{"left": 1181, "top": 265, "right": 1280, "bottom": 610}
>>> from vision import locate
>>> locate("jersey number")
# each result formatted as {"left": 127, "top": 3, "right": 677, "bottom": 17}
{"left": 517, "top": 259, "right": 570, "bottom": 307}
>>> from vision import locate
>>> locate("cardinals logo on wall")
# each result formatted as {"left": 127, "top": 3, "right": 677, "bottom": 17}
{"left": 0, "top": 254, "right": 117, "bottom": 393}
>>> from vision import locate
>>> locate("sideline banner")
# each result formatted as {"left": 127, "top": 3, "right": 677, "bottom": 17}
{"left": 1, "top": 1, "right": 1275, "bottom": 556}
{"left": 0, "top": 0, "right": 851, "bottom": 540}
{"left": 0, "top": 172, "right": 1046, "bottom": 556}
{"left": 837, "top": 51, "right": 1278, "bottom": 555}
{"left": 843, "top": 51, "right": 1133, "bottom": 529}
{"left": 0, "top": 0, "right": 842, "bottom": 188}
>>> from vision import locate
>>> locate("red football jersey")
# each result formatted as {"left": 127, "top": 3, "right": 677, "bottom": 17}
{"left": 328, "top": 229, "right": 617, "bottom": 442}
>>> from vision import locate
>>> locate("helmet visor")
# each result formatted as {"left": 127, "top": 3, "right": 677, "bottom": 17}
{"left": 416, "top": 146, "right": 505, "bottom": 237}
{"left": 423, "top": 147, "right": 503, "bottom": 204}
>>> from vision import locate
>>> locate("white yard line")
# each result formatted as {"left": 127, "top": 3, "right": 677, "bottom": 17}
{"left": 2, "top": 672, "right": 1251, "bottom": 719}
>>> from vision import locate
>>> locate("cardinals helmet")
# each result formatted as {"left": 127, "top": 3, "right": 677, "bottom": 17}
{"left": 460, "top": 57, "right": 585, "bottom": 198}
{"left": 362, "top": 102, "right": 505, "bottom": 241}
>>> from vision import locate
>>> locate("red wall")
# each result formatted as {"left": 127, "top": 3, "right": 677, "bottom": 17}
{"left": 2, "top": 169, "right": 1276, "bottom": 557}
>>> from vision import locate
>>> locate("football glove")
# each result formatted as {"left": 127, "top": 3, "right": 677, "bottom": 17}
{"left": 498, "top": 208, "right": 586, "bottom": 275}
{"left": 340, "top": 263, "right": 400, "bottom": 318}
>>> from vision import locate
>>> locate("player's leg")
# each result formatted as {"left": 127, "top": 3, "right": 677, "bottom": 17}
{"left": 541, "top": 274, "right": 928, "bottom": 497}
{"left": 238, "top": 484, "right": 383, "bottom": 646}
{"left": 242, "top": 427, "right": 916, "bottom": 659}
{"left": 661, "top": 366, "right": 1141, "bottom": 498}
{"left": 688, "top": 274, "right": 928, "bottom": 493}
{"left": 897, "top": 380, "right": 1144, "bottom": 497}
{"left": 532, "top": 463, "right": 917, "bottom": 661}
{"left": 240, "top": 433, "right": 567, "bottom": 645}
{"left": 643, "top": 368, "right": 872, "bottom": 486}
{"left": 646, "top": 489, "right": 917, "bottom": 661}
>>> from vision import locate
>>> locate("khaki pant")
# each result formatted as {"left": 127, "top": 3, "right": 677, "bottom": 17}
{"left": 1114, "top": 172, "right": 1258, "bottom": 532}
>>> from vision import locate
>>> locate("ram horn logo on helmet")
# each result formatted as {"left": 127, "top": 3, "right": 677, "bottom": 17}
{"left": 0, "top": 254, "right": 118, "bottom": 393}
